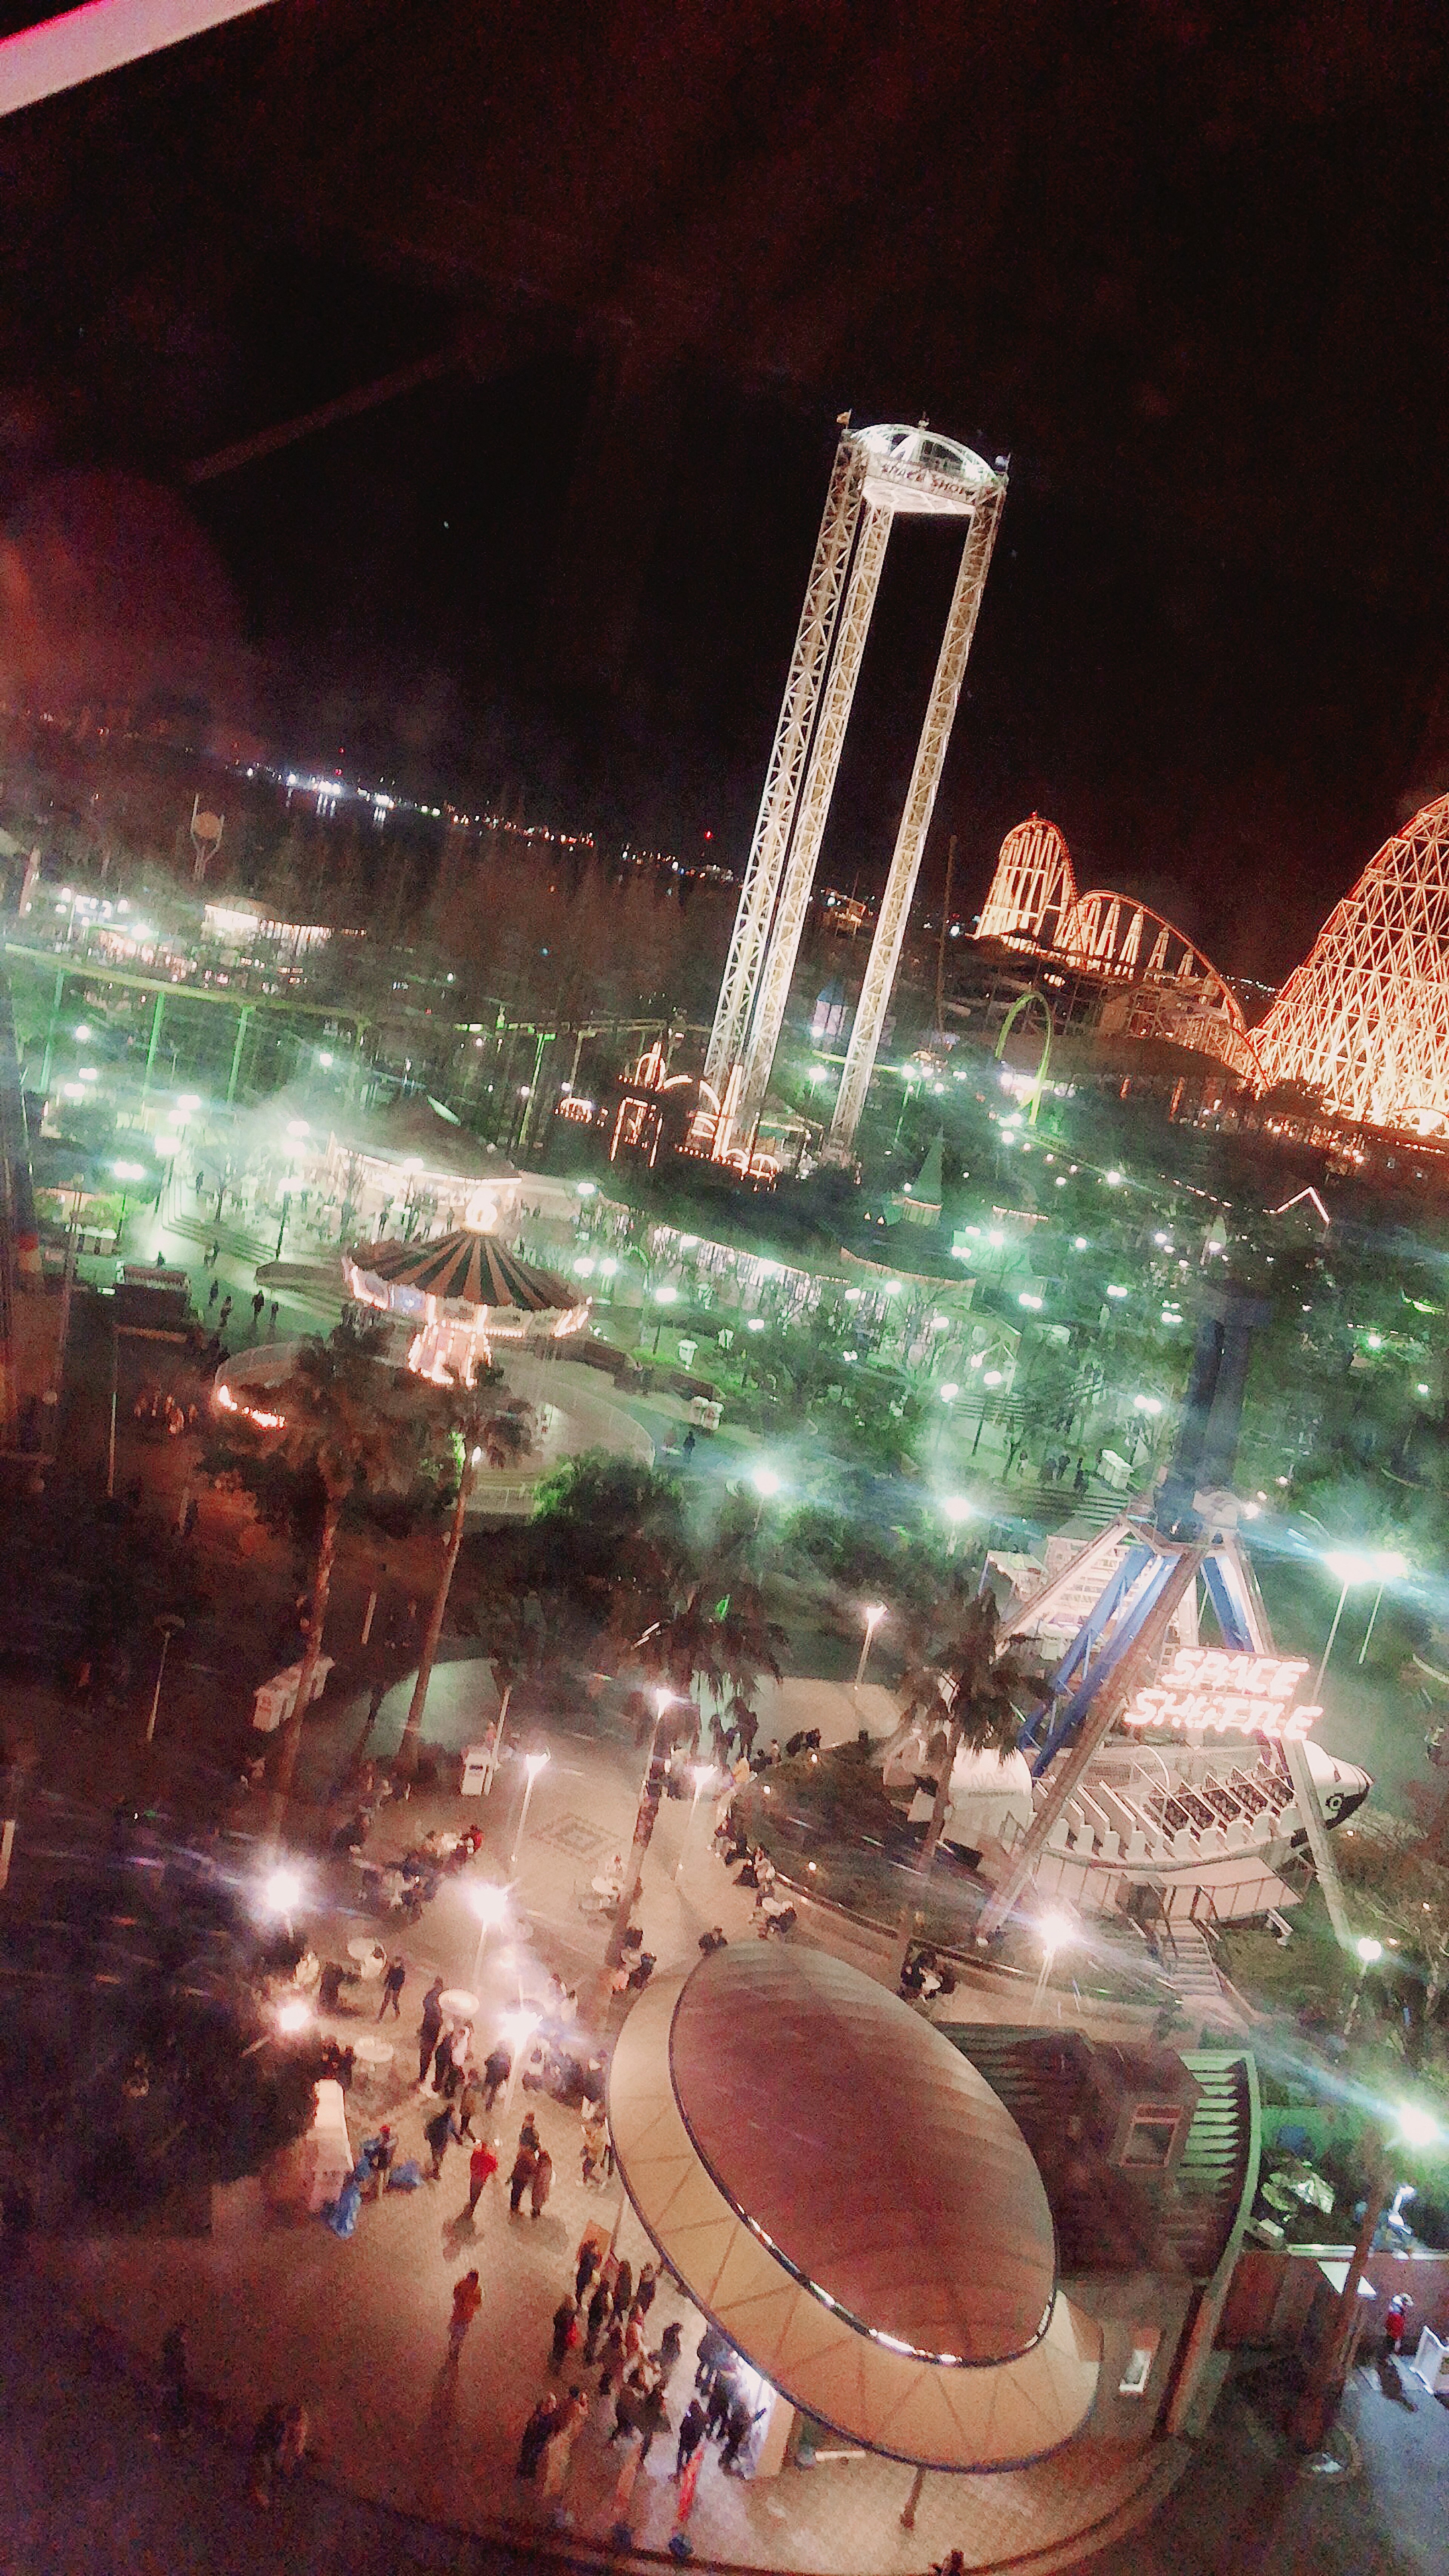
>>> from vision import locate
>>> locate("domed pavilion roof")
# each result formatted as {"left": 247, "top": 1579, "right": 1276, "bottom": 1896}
{"left": 609, "top": 1947, "right": 1100, "bottom": 2471}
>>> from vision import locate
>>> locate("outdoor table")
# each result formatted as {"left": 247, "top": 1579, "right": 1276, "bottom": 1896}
{"left": 592, "top": 1874, "right": 624, "bottom": 1899}
{"left": 351, "top": 2035, "right": 394, "bottom": 2094}
{"left": 347, "top": 1938, "right": 387, "bottom": 1980}
{"left": 437, "top": 1988, "right": 478, "bottom": 2021}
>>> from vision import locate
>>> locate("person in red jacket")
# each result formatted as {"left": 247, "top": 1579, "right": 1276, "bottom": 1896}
{"left": 448, "top": 2270, "right": 482, "bottom": 2363}
{"left": 467, "top": 2137, "right": 498, "bottom": 2217}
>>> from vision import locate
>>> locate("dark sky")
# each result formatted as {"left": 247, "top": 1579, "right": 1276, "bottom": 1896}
{"left": 1, "top": 0, "right": 1447, "bottom": 981}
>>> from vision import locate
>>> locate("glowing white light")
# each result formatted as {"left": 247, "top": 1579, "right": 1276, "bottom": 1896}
{"left": 471, "top": 1882, "right": 509, "bottom": 1930}
{"left": 1106, "top": 1284, "right": 1128, "bottom": 1300}
{"left": 598, "top": 1258, "right": 618, "bottom": 1278}
{"left": 747, "top": 1316, "right": 765, "bottom": 1332}
{"left": 1040, "top": 1910, "right": 1075, "bottom": 1951}
{"left": 112, "top": 1161, "right": 145, "bottom": 1181}
{"left": 943, "top": 1496, "right": 973, "bottom": 1523}
{"left": 1018, "top": 1290, "right": 1043, "bottom": 1311}
{"left": 524, "top": 1750, "right": 550, "bottom": 1781}
{"left": 1106, "top": 1170, "right": 1123, "bottom": 1187}
{"left": 1356, "top": 1936, "right": 1383, "bottom": 1965}
{"left": 1396, "top": 2103, "right": 1443, "bottom": 2148}
{"left": 939, "top": 1381, "right": 960, "bottom": 1402}
{"left": 275, "top": 1998, "right": 312, "bottom": 2035}
{"left": 982, "top": 1368, "right": 1004, "bottom": 1387}
{"left": 261, "top": 1867, "right": 303, "bottom": 1915}
{"left": 750, "top": 1463, "right": 782, "bottom": 1498}
{"left": 655, "top": 1284, "right": 678, "bottom": 1305}
{"left": 177, "top": 1094, "right": 201, "bottom": 1112}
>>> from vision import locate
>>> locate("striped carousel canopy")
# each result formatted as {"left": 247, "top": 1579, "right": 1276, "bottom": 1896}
{"left": 349, "top": 1229, "right": 576, "bottom": 1312}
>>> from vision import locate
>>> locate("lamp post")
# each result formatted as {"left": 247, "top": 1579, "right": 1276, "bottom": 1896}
{"left": 942, "top": 1495, "right": 973, "bottom": 1558}
{"left": 674, "top": 1762, "right": 715, "bottom": 1885}
{"left": 608, "top": 1686, "right": 677, "bottom": 1967}
{"left": 500, "top": 2008, "right": 539, "bottom": 2120}
{"left": 470, "top": 1881, "right": 509, "bottom": 1988}
{"left": 855, "top": 1603, "right": 886, "bottom": 1689}
{"left": 1310, "top": 1546, "right": 1372, "bottom": 1710}
{"left": 1030, "top": 1910, "right": 1074, "bottom": 2025}
{"left": 1343, "top": 1934, "right": 1383, "bottom": 2040}
{"left": 509, "top": 1750, "right": 549, "bottom": 1872}
{"left": 1357, "top": 1550, "right": 1408, "bottom": 1666}
{"left": 143, "top": 1613, "right": 185, "bottom": 1745}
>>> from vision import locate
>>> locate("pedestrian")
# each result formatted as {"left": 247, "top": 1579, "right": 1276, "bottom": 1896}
{"left": 607, "top": 2381, "right": 641, "bottom": 2447}
{"left": 251, "top": 1289, "right": 266, "bottom": 1331}
{"left": 269, "top": 1299, "right": 279, "bottom": 1333}
{"left": 637, "top": 2381, "right": 670, "bottom": 2468}
{"left": 447, "top": 2270, "right": 482, "bottom": 2363}
{"left": 720, "top": 2395, "right": 760, "bottom": 2474}
{"left": 457, "top": 2067, "right": 485, "bottom": 2139}
{"left": 515, "top": 2392, "right": 559, "bottom": 2479}
{"left": 584, "top": 2274, "right": 613, "bottom": 2361}
{"left": 695, "top": 2322, "right": 727, "bottom": 2391}
{"left": 581, "top": 2105, "right": 608, "bottom": 2186}
{"left": 549, "top": 2293, "right": 579, "bottom": 2374}
{"left": 508, "top": 2139, "right": 537, "bottom": 2215}
{"left": 205, "top": 1239, "right": 219, "bottom": 1268}
{"left": 466, "top": 2137, "right": 498, "bottom": 2217}
{"left": 377, "top": 1955, "right": 405, "bottom": 2020}
{"left": 655, "top": 2319, "right": 683, "bottom": 2386}
{"left": 207, "top": 1277, "right": 220, "bottom": 1310}
{"left": 218, "top": 1296, "right": 232, "bottom": 1330}
{"left": 704, "top": 2368, "right": 735, "bottom": 2439}
{"left": 417, "top": 1977, "right": 445, "bottom": 2085}
{"left": 425, "top": 2101, "right": 460, "bottom": 2182}
{"left": 930, "top": 2555, "right": 968, "bottom": 2576}
{"left": 431, "top": 2031, "right": 454, "bottom": 2095}
{"left": 596, "top": 2317, "right": 627, "bottom": 2398}
{"left": 530, "top": 2144, "right": 553, "bottom": 2221}
{"left": 540, "top": 2383, "right": 588, "bottom": 2499}
{"left": 1384, "top": 2293, "right": 1413, "bottom": 2359}
{"left": 248, "top": 2400, "right": 306, "bottom": 2508}
{"left": 480, "top": 2042, "right": 511, "bottom": 2110}
{"left": 576, "top": 2236, "right": 600, "bottom": 2305}
{"left": 631, "top": 2261, "right": 658, "bottom": 2325}
{"left": 518, "top": 2112, "right": 541, "bottom": 2156}
{"left": 359, "top": 2125, "right": 395, "bottom": 2201}
{"left": 611, "top": 2257, "right": 633, "bottom": 2316}
{"left": 674, "top": 2395, "right": 706, "bottom": 2481}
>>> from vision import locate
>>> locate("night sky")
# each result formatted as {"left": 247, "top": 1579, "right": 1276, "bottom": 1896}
{"left": 1, "top": 0, "right": 1447, "bottom": 983}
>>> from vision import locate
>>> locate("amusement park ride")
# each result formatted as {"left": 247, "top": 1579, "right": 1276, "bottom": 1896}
{"left": 886, "top": 1292, "right": 1367, "bottom": 1945}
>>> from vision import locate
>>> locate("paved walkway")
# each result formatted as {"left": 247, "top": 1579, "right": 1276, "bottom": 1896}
{"left": 38, "top": 1664, "right": 1179, "bottom": 2574}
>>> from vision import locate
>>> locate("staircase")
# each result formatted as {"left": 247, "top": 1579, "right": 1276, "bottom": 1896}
{"left": 1168, "top": 1921, "right": 1246, "bottom": 2036}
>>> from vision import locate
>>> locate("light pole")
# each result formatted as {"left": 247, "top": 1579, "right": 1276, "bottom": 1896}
{"left": 1356, "top": 1550, "right": 1408, "bottom": 1666}
{"left": 855, "top": 1603, "right": 886, "bottom": 1689}
{"left": 143, "top": 1613, "right": 185, "bottom": 1745}
{"left": 509, "top": 1749, "right": 549, "bottom": 1872}
{"left": 607, "top": 1686, "right": 677, "bottom": 1967}
{"left": 500, "top": 2007, "right": 539, "bottom": 2121}
{"left": 942, "top": 1495, "right": 973, "bottom": 1558}
{"left": 1343, "top": 1934, "right": 1383, "bottom": 2040}
{"left": 470, "top": 1881, "right": 509, "bottom": 1988}
{"left": 1030, "top": 1910, "right": 1074, "bottom": 2025}
{"left": 1314, "top": 1550, "right": 1380, "bottom": 1701}
{"left": 675, "top": 1762, "right": 715, "bottom": 1885}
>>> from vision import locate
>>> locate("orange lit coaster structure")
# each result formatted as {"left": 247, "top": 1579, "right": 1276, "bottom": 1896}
{"left": 972, "top": 815, "right": 1261, "bottom": 1086}
{"left": 345, "top": 1229, "right": 588, "bottom": 1387}
{"left": 1252, "top": 791, "right": 1449, "bottom": 1135}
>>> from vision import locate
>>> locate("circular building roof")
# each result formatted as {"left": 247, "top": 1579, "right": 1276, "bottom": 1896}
{"left": 669, "top": 1947, "right": 1054, "bottom": 2366}
{"left": 608, "top": 1952, "right": 1101, "bottom": 2472}
{"left": 348, "top": 1229, "right": 577, "bottom": 1314}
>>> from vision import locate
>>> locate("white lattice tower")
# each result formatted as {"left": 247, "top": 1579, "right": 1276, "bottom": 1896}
{"left": 733, "top": 504, "right": 893, "bottom": 1132}
{"left": 703, "top": 429, "right": 868, "bottom": 1099}
{"left": 976, "top": 814, "right": 1078, "bottom": 949}
{"left": 825, "top": 458, "right": 1007, "bottom": 1162}
{"left": 1254, "top": 794, "right": 1449, "bottom": 1133}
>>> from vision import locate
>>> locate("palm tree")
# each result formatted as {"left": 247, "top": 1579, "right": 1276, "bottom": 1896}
{"left": 896, "top": 1592, "right": 1033, "bottom": 1877}
{"left": 394, "top": 1377, "right": 532, "bottom": 1779}
{"left": 605, "top": 1574, "right": 783, "bottom": 1962}
{"left": 260, "top": 1321, "right": 419, "bottom": 1838}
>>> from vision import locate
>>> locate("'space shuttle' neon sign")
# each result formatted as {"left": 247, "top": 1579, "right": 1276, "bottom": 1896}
{"left": 1123, "top": 1648, "right": 1320, "bottom": 1743}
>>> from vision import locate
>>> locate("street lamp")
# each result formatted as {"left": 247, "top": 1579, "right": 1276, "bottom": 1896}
{"left": 275, "top": 1998, "right": 312, "bottom": 2036}
{"left": 1356, "top": 1549, "right": 1408, "bottom": 1667}
{"left": 1031, "top": 1909, "right": 1074, "bottom": 2025}
{"left": 749, "top": 1461, "right": 781, "bottom": 1497}
{"left": 470, "top": 1880, "right": 509, "bottom": 1986}
{"left": 143, "top": 1613, "right": 185, "bottom": 1744}
{"left": 1316, "top": 1548, "right": 1393, "bottom": 1698}
{"left": 675, "top": 1761, "right": 716, "bottom": 1884}
{"left": 942, "top": 1495, "right": 973, "bottom": 1556}
{"left": 856, "top": 1603, "right": 886, "bottom": 1689}
{"left": 1344, "top": 1934, "right": 1383, "bottom": 2039}
{"left": 499, "top": 2007, "right": 539, "bottom": 2118}
{"left": 509, "top": 1749, "right": 550, "bottom": 1870}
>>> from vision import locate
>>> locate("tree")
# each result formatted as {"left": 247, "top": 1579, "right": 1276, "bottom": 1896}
{"left": 394, "top": 1372, "right": 531, "bottom": 1778}
{"left": 896, "top": 1590, "right": 1034, "bottom": 1877}
{"left": 245, "top": 1320, "right": 421, "bottom": 1839}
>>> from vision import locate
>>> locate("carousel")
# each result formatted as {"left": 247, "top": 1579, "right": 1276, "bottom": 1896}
{"left": 344, "top": 1227, "right": 590, "bottom": 1388}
